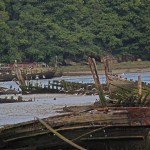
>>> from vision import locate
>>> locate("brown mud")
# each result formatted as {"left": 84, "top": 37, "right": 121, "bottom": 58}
{"left": 62, "top": 67, "right": 150, "bottom": 76}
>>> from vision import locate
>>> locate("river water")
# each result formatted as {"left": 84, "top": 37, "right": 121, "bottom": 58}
{"left": 0, "top": 72, "right": 149, "bottom": 126}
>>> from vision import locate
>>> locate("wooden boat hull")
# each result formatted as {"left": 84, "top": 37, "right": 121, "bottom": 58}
{"left": 0, "top": 70, "right": 56, "bottom": 82}
{"left": 0, "top": 125, "right": 149, "bottom": 150}
{"left": 1, "top": 107, "right": 150, "bottom": 150}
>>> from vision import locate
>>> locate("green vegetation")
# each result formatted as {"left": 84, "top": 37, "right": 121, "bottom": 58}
{"left": 0, "top": 0, "right": 150, "bottom": 63}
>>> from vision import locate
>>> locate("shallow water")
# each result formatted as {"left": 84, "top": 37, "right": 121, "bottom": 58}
{"left": 61, "top": 72, "right": 150, "bottom": 83}
{"left": 0, "top": 94, "right": 98, "bottom": 126}
{"left": 0, "top": 72, "right": 149, "bottom": 126}
{"left": 1, "top": 72, "right": 149, "bottom": 90}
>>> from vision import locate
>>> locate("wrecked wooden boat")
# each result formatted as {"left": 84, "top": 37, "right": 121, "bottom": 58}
{"left": 0, "top": 57, "right": 149, "bottom": 150}
{"left": 107, "top": 73, "right": 150, "bottom": 92}
{"left": 0, "top": 95, "right": 30, "bottom": 103}
{"left": 102, "top": 55, "right": 150, "bottom": 93}
{"left": 0, "top": 86, "right": 19, "bottom": 95}
{"left": 0, "top": 63, "right": 57, "bottom": 82}
{"left": 0, "top": 107, "right": 150, "bottom": 150}
{"left": 0, "top": 68, "right": 56, "bottom": 82}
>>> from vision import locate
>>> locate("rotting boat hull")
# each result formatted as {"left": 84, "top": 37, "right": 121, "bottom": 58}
{"left": 0, "top": 70, "right": 56, "bottom": 82}
{"left": 0, "top": 125, "right": 149, "bottom": 150}
{"left": 1, "top": 107, "right": 150, "bottom": 150}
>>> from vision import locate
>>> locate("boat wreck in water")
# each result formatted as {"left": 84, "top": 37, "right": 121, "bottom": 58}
{"left": 0, "top": 86, "right": 19, "bottom": 95}
{"left": 0, "top": 57, "right": 150, "bottom": 150}
{"left": 0, "top": 107, "right": 150, "bottom": 150}
{"left": 0, "top": 63, "right": 56, "bottom": 82}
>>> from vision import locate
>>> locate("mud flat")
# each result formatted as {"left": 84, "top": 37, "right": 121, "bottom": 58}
{"left": 63, "top": 67, "right": 150, "bottom": 76}
{"left": 0, "top": 94, "right": 98, "bottom": 126}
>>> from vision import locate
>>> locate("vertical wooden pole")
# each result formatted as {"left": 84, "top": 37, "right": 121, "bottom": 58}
{"left": 88, "top": 57, "right": 106, "bottom": 107}
{"left": 103, "top": 59, "right": 112, "bottom": 98}
{"left": 13, "top": 60, "right": 26, "bottom": 92}
{"left": 138, "top": 75, "right": 142, "bottom": 96}
{"left": 88, "top": 58, "right": 97, "bottom": 84}
{"left": 55, "top": 55, "right": 58, "bottom": 68}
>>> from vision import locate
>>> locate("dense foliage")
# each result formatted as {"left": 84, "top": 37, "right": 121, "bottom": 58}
{"left": 0, "top": 0, "right": 149, "bottom": 64}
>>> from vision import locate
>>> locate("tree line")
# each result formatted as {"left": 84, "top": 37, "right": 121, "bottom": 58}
{"left": 0, "top": 0, "right": 149, "bottom": 64}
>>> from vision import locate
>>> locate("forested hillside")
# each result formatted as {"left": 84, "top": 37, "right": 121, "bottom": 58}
{"left": 0, "top": 0, "right": 149, "bottom": 64}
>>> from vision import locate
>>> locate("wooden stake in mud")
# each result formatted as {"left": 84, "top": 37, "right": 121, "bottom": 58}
{"left": 103, "top": 58, "right": 112, "bottom": 98}
{"left": 88, "top": 57, "right": 106, "bottom": 107}
{"left": 13, "top": 60, "right": 26, "bottom": 91}
{"left": 55, "top": 55, "right": 58, "bottom": 68}
{"left": 36, "top": 117, "right": 87, "bottom": 150}
{"left": 138, "top": 75, "right": 142, "bottom": 96}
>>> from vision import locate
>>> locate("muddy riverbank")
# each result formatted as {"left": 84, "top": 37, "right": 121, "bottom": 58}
{"left": 0, "top": 71, "right": 149, "bottom": 126}
{"left": 0, "top": 94, "right": 98, "bottom": 126}
{"left": 62, "top": 67, "right": 150, "bottom": 76}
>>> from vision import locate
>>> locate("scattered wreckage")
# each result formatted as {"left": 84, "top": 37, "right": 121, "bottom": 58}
{"left": 0, "top": 57, "right": 150, "bottom": 150}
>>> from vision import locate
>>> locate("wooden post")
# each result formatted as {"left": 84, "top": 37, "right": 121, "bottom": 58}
{"left": 56, "top": 80, "right": 58, "bottom": 90}
{"left": 13, "top": 60, "right": 26, "bottom": 92}
{"left": 138, "top": 75, "right": 142, "bottom": 96}
{"left": 55, "top": 55, "right": 58, "bottom": 68}
{"left": 103, "top": 58, "right": 112, "bottom": 98}
{"left": 88, "top": 57, "right": 106, "bottom": 107}
{"left": 52, "top": 81, "right": 54, "bottom": 89}
{"left": 48, "top": 81, "right": 51, "bottom": 89}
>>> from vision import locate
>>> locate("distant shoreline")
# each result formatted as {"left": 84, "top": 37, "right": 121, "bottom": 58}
{"left": 56, "top": 61, "right": 150, "bottom": 76}
{"left": 62, "top": 67, "right": 150, "bottom": 76}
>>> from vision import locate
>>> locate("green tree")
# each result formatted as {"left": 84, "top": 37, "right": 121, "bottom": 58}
{"left": 0, "top": 0, "right": 149, "bottom": 63}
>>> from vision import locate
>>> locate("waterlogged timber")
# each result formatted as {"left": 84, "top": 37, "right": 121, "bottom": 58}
{"left": 0, "top": 66, "right": 57, "bottom": 82}
{"left": 0, "top": 86, "right": 19, "bottom": 95}
{"left": 21, "top": 80, "right": 97, "bottom": 95}
{"left": 0, "top": 96, "right": 27, "bottom": 103}
{"left": 0, "top": 95, "right": 150, "bottom": 149}
{"left": 1, "top": 107, "right": 150, "bottom": 150}
{"left": 0, "top": 59, "right": 149, "bottom": 149}
{"left": 108, "top": 73, "right": 150, "bottom": 92}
